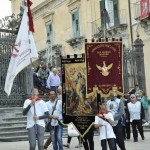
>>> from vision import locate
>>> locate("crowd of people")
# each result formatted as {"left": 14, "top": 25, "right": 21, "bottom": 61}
{"left": 33, "top": 63, "right": 62, "bottom": 95}
{"left": 23, "top": 68, "right": 150, "bottom": 150}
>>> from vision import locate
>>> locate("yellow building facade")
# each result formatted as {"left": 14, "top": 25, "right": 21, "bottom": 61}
{"left": 11, "top": 0, "right": 150, "bottom": 97}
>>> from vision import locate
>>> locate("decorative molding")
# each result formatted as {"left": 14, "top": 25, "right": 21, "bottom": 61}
{"left": 42, "top": 11, "right": 55, "bottom": 23}
{"left": 32, "top": 0, "right": 62, "bottom": 20}
{"left": 141, "top": 20, "right": 150, "bottom": 36}
{"left": 66, "top": 36, "right": 84, "bottom": 49}
{"left": 67, "top": 0, "right": 81, "bottom": 12}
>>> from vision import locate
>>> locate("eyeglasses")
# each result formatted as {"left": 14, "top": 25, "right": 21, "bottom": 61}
{"left": 131, "top": 97, "right": 135, "bottom": 99}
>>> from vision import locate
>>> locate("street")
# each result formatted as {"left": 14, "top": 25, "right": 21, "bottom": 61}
{"left": 0, "top": 132, "right": 150, "bottom": 150}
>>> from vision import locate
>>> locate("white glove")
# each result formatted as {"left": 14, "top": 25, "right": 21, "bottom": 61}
{"left": 103, "top": 114, "right": 110, "bottom": 120}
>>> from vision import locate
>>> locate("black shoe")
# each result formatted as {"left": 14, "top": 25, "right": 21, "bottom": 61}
{"left": 134, "top": 139, "right": 138, "bottom": 142}
{"left": 63, "top": 144, "right": 70, "bottom": 148}
{"left": 142, "top": 136, "right": 145, "bottom": 140}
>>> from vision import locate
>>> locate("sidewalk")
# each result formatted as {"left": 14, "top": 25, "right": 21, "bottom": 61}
{"left": 0, "top": 132, "right": 150, "bottom": 150}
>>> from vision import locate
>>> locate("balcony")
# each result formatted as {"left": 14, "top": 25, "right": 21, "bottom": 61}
{"left": 87, "top": 19, "right": 102, "bottom": 38}
{"left": 65, "top": 25, "right": 84, "bottom": 48}
{"left": 106, "top": 9, "right": 128, "bottom": 32}
{"left": 88, "top": 10, "right": 128, "bottom": 38}
{"left": 133, "top": 2, "right": 140, "bottom": 21}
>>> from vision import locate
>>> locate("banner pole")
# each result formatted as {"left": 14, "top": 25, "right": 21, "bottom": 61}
{"left": 26, "top": 0, "right": 37, "bottom": 134}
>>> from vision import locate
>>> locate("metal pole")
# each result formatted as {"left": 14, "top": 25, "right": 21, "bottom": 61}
{"left": 25, "top": 0, "right": 37, "bottom": 134}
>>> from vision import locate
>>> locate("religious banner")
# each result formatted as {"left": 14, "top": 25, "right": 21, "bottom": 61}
{"left": 140, "top": 0, "right": 149, "bottom": 20}
{"left": 85, "top": 41, "right": 124, "bottom": 97}
{"left": 61, "top": 56, "right": 99, "bottom": 137}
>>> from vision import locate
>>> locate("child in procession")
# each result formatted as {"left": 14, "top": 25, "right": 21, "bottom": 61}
{"left": 94, "top": 100, "right": 117, "bottom": 150}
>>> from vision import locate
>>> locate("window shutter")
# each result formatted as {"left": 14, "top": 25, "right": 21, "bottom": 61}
{"left": 46, "top": 22, "right": 53, "bottom": 40}
{"left": 100, "top": 0, "right": 105, "bottom": 29}
{"left": 72, "top": 10, "right": 80, "bottom": 37}
{"left": 113, "top": 0, "right": 119, "bottom": 25}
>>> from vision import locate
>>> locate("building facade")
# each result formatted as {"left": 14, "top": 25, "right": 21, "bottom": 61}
{"left": 11, "top": 0, "right": 150, "bottom": 97}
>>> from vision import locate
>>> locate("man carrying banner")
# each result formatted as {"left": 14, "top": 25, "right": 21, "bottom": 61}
{"left": 23, "top": 88, "right": 49, "bottom": 150}
{"left": 106, "top": 92, "right": 126, "bottom": 150}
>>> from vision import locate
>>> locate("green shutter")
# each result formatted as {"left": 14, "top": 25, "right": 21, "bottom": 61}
{"left": 100, "top": 0, "right": 105, "bottom": 29}
{"left": 46, "top": 22, "right": 53, "bottom": 39}
{"left": 113, "top": 0, "right": 119, "bottom": 25}
{"left": 72, "top": 10, "right": 80, "bottom": 37}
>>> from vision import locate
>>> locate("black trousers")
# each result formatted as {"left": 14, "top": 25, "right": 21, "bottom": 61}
{"left": 67, "top": 135, "right": 82, "bottom": 144}
{"left": 113, "top": 122, "right": 126, "bottom": 150}
{"left": 126, "top": 121, "right": 131, "bottom": 139}
{"left": 122, "top": 121, "right": 131, "bottom": 139}
{"left": 131, "top": 120, "right": 144, "bottom": 140}
{"left": 83, "top": 130, "right": 94, "bottom": 150}
{"left": 101, "top": 138, "right": 117, "bottom": 150}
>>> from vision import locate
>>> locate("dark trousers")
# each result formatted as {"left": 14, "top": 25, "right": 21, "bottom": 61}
{"left": 122, "top": 121, "right": 131, "bottom": 139}
{"left": 101, "top": 138, "right": 117, "bottom": 150}
{"left": 113, "top": 122, "right": 126, "bottom": 150}
{"left": 83, "top": 132, "right": 94, "bottom": 150}
{"left": 131, "top": 120, "right": 144, "bottom": 140}
{"left": 126, "top": 121, "right": 131, "bottom": 139}
{"left": 67, "top": 135, "right": 82, "bottom": 144}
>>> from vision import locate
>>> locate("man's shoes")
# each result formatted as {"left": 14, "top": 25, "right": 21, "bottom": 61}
{"left": 63, "top": 144, "right": 70, "bottom": 148}
{"left": 134, "top": 139, "right": 138, "bottom": 142}
{"left": 142, "top": 136, "right": 145, "bottom": 140}
{"left": 142, "top": 122, "right": 149, "bottom": 126}
{"left": 75, "top": 144, "right": 83, "bottom": 148}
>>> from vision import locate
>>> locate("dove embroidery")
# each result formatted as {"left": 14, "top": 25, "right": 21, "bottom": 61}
{"left": 96, "top": 61, "right": 113, "bottom": 76}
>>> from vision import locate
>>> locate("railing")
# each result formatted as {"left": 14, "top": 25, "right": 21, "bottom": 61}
{"left": 64, "top": 24, "right": 81, "bottom": 40}
{"left": 108, "top": 9, "right": 128, "bottom": 27}
{"left": 133, "top": 2, "right": 140, "bottom": 20}
{"left": 87, "top": 19, "right": 101, "bottom": 38}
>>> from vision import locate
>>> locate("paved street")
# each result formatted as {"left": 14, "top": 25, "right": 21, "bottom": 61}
{"left": 0, "top": 132, "right": 150, "bottom": 150}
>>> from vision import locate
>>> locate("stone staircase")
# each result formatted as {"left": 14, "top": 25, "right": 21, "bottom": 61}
{"left": 0, "top": 105, "right": 150, "bottom": 142}
{"left": 0, "top": 106, "right": 67, "bottom": 142}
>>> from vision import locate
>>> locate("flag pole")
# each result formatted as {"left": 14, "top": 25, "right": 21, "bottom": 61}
{"left": 25, "top": 0, "right": 37, "bottom": 134}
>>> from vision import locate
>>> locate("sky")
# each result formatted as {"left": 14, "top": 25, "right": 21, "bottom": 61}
{"left": 0, "top": 1, "right": 12, "bottom": 19}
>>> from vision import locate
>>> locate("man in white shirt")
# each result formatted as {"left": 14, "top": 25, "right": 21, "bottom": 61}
{"left": 95, "top": 100, "right": 117, "bottom": 150}
{"left": 47, "top": 68, "right": 60, "bottom": 93}
{"left": 106, "top": 92, "right": 126, "bottom": 150}
{"left": 46, "top": 90, "right": 63, "bottom": 150}
{"left": 23, "top": 88, "right": 49, "bottom": 150}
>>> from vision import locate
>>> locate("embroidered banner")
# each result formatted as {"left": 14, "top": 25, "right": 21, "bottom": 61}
{"left": 85, "top": 41, "right": 124, "bottom": 97}
{"left": 140, "top": 0, "right": 149, "bottom": 20}
{"left": 61, "top": 57, "right": 99, "bottom": 137}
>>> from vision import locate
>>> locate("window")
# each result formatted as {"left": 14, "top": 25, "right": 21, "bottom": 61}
{"left": 46, "top": 21, "right": 53, "bottom": 42}
{"left": 100, "top": 0, "right": 119, "bottom": 28}
{"left": 72, "top": 9, "right": 80, "bottom": 37}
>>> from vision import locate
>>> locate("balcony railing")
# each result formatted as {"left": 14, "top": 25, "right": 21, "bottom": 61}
{"left": 133, "top": 2, "right": 140, "bottom": 20}
{"left": 65, "top": 24, "right": 82, "bottom": 40}
{"left": 107, "top": 9, "right": 128, "bottom": 27}
{"left": 87, "top": 19, "right": 101, "bottom": 38}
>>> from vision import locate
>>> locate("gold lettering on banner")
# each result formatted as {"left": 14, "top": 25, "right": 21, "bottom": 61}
{"left": 97, "top": 50, "right": 111, "bottom": 58}
{"left": 96, "top": 61, "right": 113, "bottom": 76}
{"left": 88, "top": 62, "right": 92, "bottom": 75}
{"left": 117, "top": 61, "right": 121, "bottom": 74}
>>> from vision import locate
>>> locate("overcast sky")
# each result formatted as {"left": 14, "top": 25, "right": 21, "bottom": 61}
{"left": 0, "top": 1, "right": 12, "bottom": 19}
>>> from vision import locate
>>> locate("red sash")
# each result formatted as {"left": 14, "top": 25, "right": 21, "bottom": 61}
{"left": 29, "top": 97, "right": 41, "bottom": 101}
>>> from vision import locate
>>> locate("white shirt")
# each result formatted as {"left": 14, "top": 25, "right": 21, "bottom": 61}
{"left": 47, "top": 73, "right": 60, "bottom": 87}
{"left": 94, "top": 112, "right": 116, "bottom": 140}
{"left": 46, "top": 99, "right": 62, "bottom": 126}
{"left": 23, "top": 99, "right": 48, "bottom": 129}
{"left": 127, "top": 101, "right": 141, "bottom": 122}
